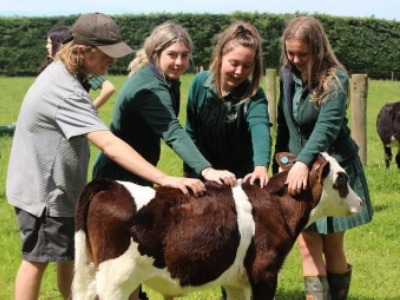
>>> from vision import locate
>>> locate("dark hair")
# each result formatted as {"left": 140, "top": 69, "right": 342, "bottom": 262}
{"left": 37, "top": 26, "right": 72, "bottom": 75}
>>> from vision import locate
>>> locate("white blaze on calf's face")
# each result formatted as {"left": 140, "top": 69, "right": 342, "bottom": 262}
{"left": 307, "top": 153, "right": 362, "bottom": 225}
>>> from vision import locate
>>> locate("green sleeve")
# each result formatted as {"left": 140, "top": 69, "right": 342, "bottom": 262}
{"left": 246, "top": 88, "right": 272, "bottom": 168}
{"left": 183, "top": 72, "right": 209, "bottom": 174}
{"left": 89, "top": 76, "right": 106, "bottom": 90}
{"left": 138, "top": 86, "right": 210, "bottom": 175}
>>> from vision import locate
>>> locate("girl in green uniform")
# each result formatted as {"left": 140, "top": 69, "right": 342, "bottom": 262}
{"left": 184, "top": 21, "right": 271, "bottom": 188}
{"left": 274, "top": 16, "right": 374, "bottom": 299}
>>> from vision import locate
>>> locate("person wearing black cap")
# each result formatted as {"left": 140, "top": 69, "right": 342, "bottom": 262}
{"left": 6, "top": 12, "right": 205, "bottom": 300}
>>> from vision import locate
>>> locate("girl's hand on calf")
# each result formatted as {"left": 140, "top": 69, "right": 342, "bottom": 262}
{"left": 201, "top": 168, "right": 237, "bottom": 187}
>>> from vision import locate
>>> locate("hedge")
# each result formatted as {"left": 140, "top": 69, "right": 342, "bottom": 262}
{"left": 1, "top": 12, "right": 400, "bottom": 78}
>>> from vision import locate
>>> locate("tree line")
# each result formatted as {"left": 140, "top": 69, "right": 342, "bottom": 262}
{"left": 1, "top": 12, "right": 400, "bottom": 78}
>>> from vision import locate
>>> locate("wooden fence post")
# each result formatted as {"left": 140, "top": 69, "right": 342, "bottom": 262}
{"left": 266, "top": 68, "right": 277, "bottom": 132}
{"left": 350, "top": 74, "right": 368, "bottom": 166}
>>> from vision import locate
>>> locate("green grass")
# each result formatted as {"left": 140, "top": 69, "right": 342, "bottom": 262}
{"left": 1, "top": 75, "right": 400, "bottom": 299}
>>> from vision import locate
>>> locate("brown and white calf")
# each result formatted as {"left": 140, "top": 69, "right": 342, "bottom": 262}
{"left": 72, "top": 152, "right": 362, "bottom": 300}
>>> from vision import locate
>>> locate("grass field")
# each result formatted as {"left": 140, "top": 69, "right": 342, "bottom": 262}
{"left": 0, "top": 74, "right": 400, "bottom": 299}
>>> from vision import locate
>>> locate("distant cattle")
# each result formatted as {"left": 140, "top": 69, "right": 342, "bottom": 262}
{"left": 376, "top": 101, "right": 400, "bottom": 168}
{"left": 72, "top": 152, "right": 362, "bottom": 300}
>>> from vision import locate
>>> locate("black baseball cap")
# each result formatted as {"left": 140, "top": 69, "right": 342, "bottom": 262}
{"left": 72, "top": 12, "right": 133, "bottom": 59}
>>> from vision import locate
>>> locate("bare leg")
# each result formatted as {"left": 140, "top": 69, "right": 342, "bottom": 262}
{"left": 323, "top": 231, "right": 348, "bottom": 274}
{"left": 15, "top": 260, "right": 48, "bottom": 300}
{"left": 57, "top": 261, "right": 74, "bottom": 300}
{"left": 298, "top": 231, "right": 326, "bottom": 275}
{"left": 299, "top": 232, "right": 330, "bottom": 300}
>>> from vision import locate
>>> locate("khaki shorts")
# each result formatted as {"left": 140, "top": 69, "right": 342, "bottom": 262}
{"left": 15, "top": 208, "right": 74, "bottom": 262}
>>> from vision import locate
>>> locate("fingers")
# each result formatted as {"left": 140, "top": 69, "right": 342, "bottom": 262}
{"left": 286, "top": 162, "right": 308, "bottom": 195}
{"left": 163, "top": 177, "right": 206, "bottom": 196}
{"left": 243, "top": 173, "right": 269, "bottom": 188}
{"left": 185, "top": 179, "right": 206, "bottom": 196}
{"left": 287, "top": 179, "right": 307, "bottom": 195}
{"left": 288, "top": 179, "right": 307, "bottom": 194}
{"left": 203, "top": 169, "right": 236, "bottom": 186}
{"left": 242, "top": 167, "right": 269, "bottom": 188}
{"left": 286, "top": 177, "right": 304, "bottom": 195}
{"left": 258, "top": 177, "right": 269, "bottom": 188}
{"left": 178, "top": 184, "right": 189, "bottom": 195}
{"left": 218, "top": 174, "right": 236, "bottom": 186}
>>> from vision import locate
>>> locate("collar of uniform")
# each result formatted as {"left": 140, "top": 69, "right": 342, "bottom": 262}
{"left": 203, "top": 71, "right": 250, "bottom": 104}
{"left": 148, "top": 63, "right": 180, "bottom": 88}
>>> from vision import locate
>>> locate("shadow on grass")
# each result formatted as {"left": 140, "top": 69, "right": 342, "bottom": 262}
{"left": 274, "top": 289, "right": 398, "bottom": 300}
{"left": 349, "top": 298, "right": 400, "bottom": 300}
{"left": 373, "top": 203, "right": 389, "bottom": 212}
{"left": 275, "top": 289, "right": 304, "bottom": 299}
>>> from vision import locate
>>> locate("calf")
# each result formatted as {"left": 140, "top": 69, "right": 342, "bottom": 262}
{"left": 376, "top": 101, "right": 400, "bottom": 168}
{"left": 72, "top": 152, "right": 362, "bottom": 300}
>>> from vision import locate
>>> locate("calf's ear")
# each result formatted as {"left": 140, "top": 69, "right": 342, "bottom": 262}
{"left": 313, "top": 159, "right": 330, "bottom": 184}
{"left": 275, "top": 152, "right": 296, "bottom": 171}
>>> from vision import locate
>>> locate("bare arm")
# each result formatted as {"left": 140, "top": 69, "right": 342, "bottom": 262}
{"left": 87, "top": 130, "right": 205, "bottom": 195}
{"left": 93, "top": 80, "right": 116, "bottom": 109}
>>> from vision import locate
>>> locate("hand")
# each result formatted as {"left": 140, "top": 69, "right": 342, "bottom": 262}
{"left": 286, "top": 161, "right": 308, "bottom": 196}
{"left": 159, "top": 176, "right": 206, "bottom": 196}
{"left": 243, "top": 166, "right": 269, "bottom": 188}
{"left": 201, "top": 168, "right": 237, "bottom": 187}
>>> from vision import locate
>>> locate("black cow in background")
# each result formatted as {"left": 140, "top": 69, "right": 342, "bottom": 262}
{"left": 376, "top": 101, "right": 400, "bottom": 168}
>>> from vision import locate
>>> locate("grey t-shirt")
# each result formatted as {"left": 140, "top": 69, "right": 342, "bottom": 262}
{"left": 6, "top": 61, "right": 108, "bottom": 217}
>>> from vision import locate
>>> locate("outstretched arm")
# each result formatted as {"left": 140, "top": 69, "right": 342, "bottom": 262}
{"left": 87, "top": 130, "right": 206, "bottom": 195}
{"left": 93, "top": 80, "right": 116, "bottom": 109}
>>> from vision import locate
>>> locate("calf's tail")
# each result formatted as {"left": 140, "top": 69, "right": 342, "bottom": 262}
{"left": 72, "top": 178, "right": 116, "bottom": 299}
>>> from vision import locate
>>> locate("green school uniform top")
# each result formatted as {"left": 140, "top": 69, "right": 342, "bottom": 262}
{"left": 274, "top": 67, "right": 373, "bottom": 233}
{"left": 93, "top": 64, "right": 211, "bottom": 186}
{"left": 184, "top": 71, "right": 271, "bottom": 178}
{"left": 88, "top": 75, "right": 106, "bottom": 90}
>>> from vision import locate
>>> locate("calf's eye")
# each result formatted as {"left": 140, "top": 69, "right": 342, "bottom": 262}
{"left": 333, "top": 171, "right": 349, "bottom": 198}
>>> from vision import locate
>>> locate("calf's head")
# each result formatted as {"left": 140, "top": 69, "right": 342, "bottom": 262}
{"left": 275, "top": 152, "right": 362, "bottom": 226}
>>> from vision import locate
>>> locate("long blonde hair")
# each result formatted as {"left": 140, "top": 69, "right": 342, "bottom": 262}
{"left": 280, "top": 16, "right": 347, "bottom": 105}
{"left": 54, "top": 41, "right": 95, "bottom": 81}
{"left": 210, "top": 21, "right": 263, "bottom": 101}
{"left": 128, "top": 21, "right": 193, "bottom": 77}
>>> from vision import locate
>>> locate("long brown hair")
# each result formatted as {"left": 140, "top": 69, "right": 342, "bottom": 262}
{"left": 280, "top": 16, "right": 347, "bottom": 105}
{"left": 210, "top": 21, "right": 263, "bottom": 100}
